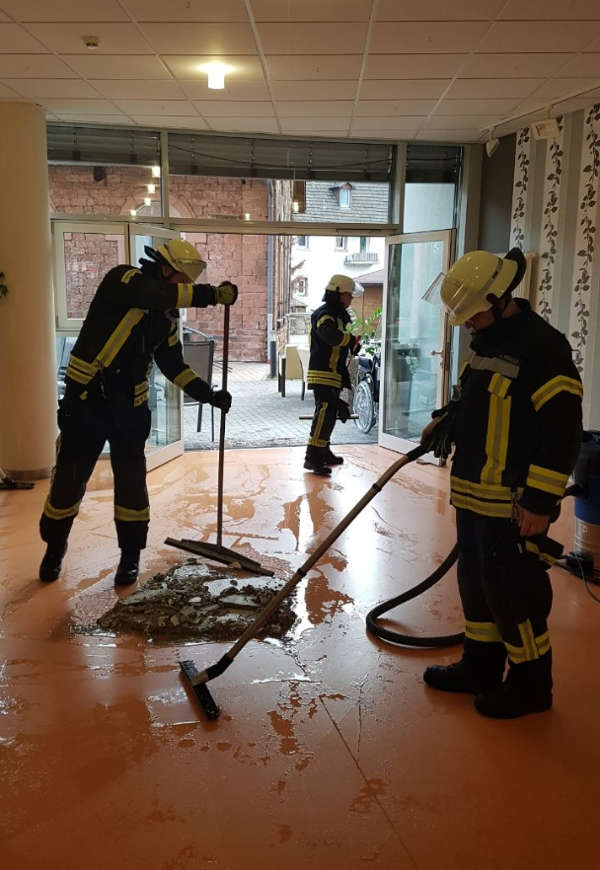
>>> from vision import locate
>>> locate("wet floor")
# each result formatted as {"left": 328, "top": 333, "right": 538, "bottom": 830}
{"left": 1, "top": 445, "right": 598, "bottom": 869}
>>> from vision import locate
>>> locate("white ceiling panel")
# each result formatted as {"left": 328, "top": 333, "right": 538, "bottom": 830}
{"left": 446, "top": 78, "right": 544, "bottom": 99}
{"left": 90, "top": 80, "right": 186, "bottom": 100}
{"left": 0, "top": 81, "right": 20, "bottom": 97}
{"left": 115, "top": 99, "right": 197, "bottom": 115}
{"left": 436, "top": 98, "right": 519, "bottom": 115}
{"left": 558, "top": 54, "right": 600, "bottom": 77}
{"left": 351, "top": 116, "right": 423, "bottom": 130}
{"left": 272, "top": 81, "right": 357, "bottom": 100}
{"left": 0, "top": 11, "right": 8, "bottom": 21}
{"left": 370, "top": 22, "right": 489, "bottom": 54}
{"left": 583, "top": 34, "right": 600, "bottom": 52}
{"left": 193, "top": 100, "right": 274, "bottom": 116}
{"left": 126, "top": 0, "right": 248, "bottom": 21}
{"left": 360, "top": 79, "right": 450, "bottom": 99}
{"left": 180, "top": 80, "right": 270, "bottom": 100}
{"left": 0, "top": 23, "right": 46, "bottom": 52}
{"left": 163, "top": 55, "right": 263, "bottom": 81}
{"left": 0, "top": 0, "right": 128, "bottom": 20}
{"left": 51, "top": 113, "right": 130, "bottom": 124}
{"left": 277, "top": 100, "right": 354, "bottom": 117}
{"left": 356, "top": 99, "right": 436, "bottom": 116}
{"left": 517, "top": 77, "right": 600, "bottom": 103}
{"left": 377, "top": 0, "right": 504, "bottom": 20}
{"left": 557, "top": 85, "right": 600, "bottom": 114}
{"left": 461, "top": 53, "right": 576, "bottom": 78}
{"left": 499, "top": 0, "right": 600, "bottom": 19}
{"left": 41, "top": 98, "right": 119, "bottom": 114}
{"left": 364, "top": 54, "right": 465, "bottom": 79}
{"left": 62, "top": 54, "right": 171, "bottom": 79}
{"left": 258, "top": 23, "right": 367, "bottom": 54}
{"left": 479, "top": 22, "right": 600, "bottom": 53}
{"left": 207, "top": 117, "right": 280, "bottom": 133}
{"left": 8, "top": 78, "right": 100, "bottom": 98}
{"left": 266, "top": 55, "right": 362, "bottom": 80}
{"left": 26, "top": 23, "right": 151, "bottom": 54}
{"left": 424, "top": 115, "right": 498, "bottom": 130}
{"left": 280, "top": 118, "right": 351, "bottom": 133}
{"left": 417, "top": 130, "right": 481, "bottom": 141}
{"left": 251, "top": 0, "right": 372, "bottom": 21}
{"left": 139, "top": 23, "right": 256, "bottom": 54}
{"left": 131, "top": 115, "right": 209, "bottom": 129}
{"left": 0, "top": 54, "right": 74, "bottom": 77}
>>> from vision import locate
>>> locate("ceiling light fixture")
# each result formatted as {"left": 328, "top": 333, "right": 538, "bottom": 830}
{"left": 204, "top": 62, "right": 229, "bottom": 90}
{"left": 147, "top": 183, "right": 156, "bottom": 194}
{"left": 144, "top": 197, "right": 152, "bottom": 207}
{"left": 151, "top": 164, "right": 161, "bottom": 178}
{"left": 292, "top": 200, "right": 300, "bottom": 213}
{"left": 130, "top": 209, "right": 137, "bottom": 217}
{"left": 531, "top": 106, "right": 559, "bottom": 140}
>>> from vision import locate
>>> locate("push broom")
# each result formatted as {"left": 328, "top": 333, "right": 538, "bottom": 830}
{"left": 166, "top": 304, "right": 273, "bottom": 578}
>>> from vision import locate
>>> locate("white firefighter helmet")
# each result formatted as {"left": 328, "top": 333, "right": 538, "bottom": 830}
{"left": 325, "top": 274, "right": 364, "bottom": 298}
{"left": 155, "top": 239, "right": 206, "bottom": 282}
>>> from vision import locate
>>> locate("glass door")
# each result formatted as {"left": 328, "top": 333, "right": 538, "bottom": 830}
{"left": 378, "top": 230, "right": 455, "bottom": 456}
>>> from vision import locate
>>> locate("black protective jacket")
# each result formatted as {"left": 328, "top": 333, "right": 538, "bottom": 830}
{"left": 449, "top": 300, "right": 583, "bottom": 519}
{"left": 307, "top": 295, "right": 359, "bottom": 390}
{"left": 64, "top": 263, "right": 217, "bottom": 406}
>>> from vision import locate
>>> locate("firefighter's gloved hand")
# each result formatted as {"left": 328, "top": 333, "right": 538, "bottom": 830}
{"left": 210, "top": 389, "right": 232, "bottom": 413}
{"left": 337, "top": 398, "right": 351, "bottom": 423}
{"left": 214, "top": 282, "right": 238, "bottom": 305}
{"left": 351, "top": 335, "right": 362, "bottom": 355}
{"left": 423, "top": 403, "right": 459, "bottom": 460}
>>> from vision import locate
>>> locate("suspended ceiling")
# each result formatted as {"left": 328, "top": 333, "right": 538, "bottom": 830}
{"left": 1, "top": 0, "right": 600, "bottom": 143}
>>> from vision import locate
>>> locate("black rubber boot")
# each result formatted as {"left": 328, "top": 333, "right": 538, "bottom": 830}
{"left": 324, "top": 447, "right": 343, "bottom": 466}
{"left": 474, "top": 651, "right": 553, "bottom": 719}
{"left": 304, "top": 446, "right": 332, "bottom": 476}
{"left": 114, "top": 548, "right": 140, "bottom": 586}
{"left": 424, "top": 639, "right": 506, "bottom": 694}
{"left": 39, "top": 543, "right": 67, "bottom": 583}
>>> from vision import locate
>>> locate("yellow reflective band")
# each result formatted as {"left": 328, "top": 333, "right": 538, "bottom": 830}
{"left": 114, "top": 505, "right": 150, "bottom": 522}
{"left": 450, "top": 476, "right": 512, "bottom": 502}
{"left": 95, "top": 309, "right": 146, "bottom": 369}
{"left": 465, "top": 620, "right": 502, "bottom": 643}
{"left": 526, "top": 464, "right": 568, "bottom": 496}
{"left": 330, "top": 345, "right": 341, "bottom": 372}
{"left": 134, "top": 380, "right": 149, "bottom": 395}
{"left": 481, "top": 382, "right": 511, "bottom": 485}
{"left": 174, "top": 368, "right": 197, "bottom": 389}
{"left": 43, "top": 497, "right": 81, "bottom": 521}
{"left": 168, "top": 328, "right": 179, "bottom": 347}
{"left": 316, "top": 314, "right": 335, "bottom": 328}
{"left": 505, "top": 631, "right": 551, "bottom": 664}
{"left": 307, "top": 437, "right": 328, "bottom": 447}
{"left": 121, "top": 268, "right": 141, "bottom": 284}
{"left": 68, "top": 354, "right": 96, "bottom": 375}
{"left": 133, "top": 391, "right": 149, "bottom": 407}
{"left": 458, "top": 360, "right": 470, "bottom": 379}
{"left": 176, "top": 283, "right": 194, "bottom": 307}
{"left": 519, "top": 619, "right": 539, "bottom": 661}
{"left": 340, "top": 332, "right": 351, "bottom": 346}
{"left": 66, "top": 366, "right": 91, "bottom": 385}
{"left": 312, "top": 402, "right": 329, "bottom": 442}
{"left": 523, "top": 540, "right": 558, "bottom": 566}
{"left": 450, "top": 491, "right": 514, "bottom": 518}
{"left": 531, "top": 375, "right": 583, "bottom": 411}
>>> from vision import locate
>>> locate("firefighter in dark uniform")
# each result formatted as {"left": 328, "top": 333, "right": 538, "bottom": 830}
{"left": 39, "top": 239, "right": 238, "bottom": 586}
{"left": 304, "top": 274, "right": 362, "bottom": 476}
{"left": 421, "top": 248, "right": 583, "bottom": 718}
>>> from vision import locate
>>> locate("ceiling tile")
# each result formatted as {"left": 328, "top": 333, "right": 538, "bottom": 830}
{"left": 61, "top": 54, "right": 170, "bottom": 79}
{"left": 378, "top": 0, "right": 504, "bottom": 19}
{"left": 26, "top": 23, "right": 151, "bottom": 54}
{"left": 436, "top": 98, "right": 519, "bottom": 115}
{"left": 280, "top": 118, "right": 351, "bottom": 133}
{"left": 206, "top": 117, "right": 280, "bottom": 133}
{"left": 0, "top": 54, "right": 74, "bottom": 77}
{"left": 51, "top": 113, "right": 130, "bottom": 124}
{"left": 272, "top": 81, "right": 357, "bottom": 100}
{"left": 0, "top": 0, "right": 129, "bottom": 19}
{"left": 370, "top": 21, "right": 489, "bottom": 54}
{"left": 446, "top": 78, "right": 544, "bottom": 99}
{"left": 251, "top": 0, "right": 371, "bottom": 21}
{"left": 0, "top": 23, "right": 46, "bottom": 52}
{"left": 180, "top": 80, "right": 269, "bottom": 100}
{"left": 582, "top": 34, "right": 600, "bottom": 51}
{"left": 139, "top": 22, "right": 256, "bottom": 54}
{"left": 417, "top": 130, "right": 481, "bottom": 142}
{"left": 479, "top": 22, "right": 600, "bottom": 53}
{"left": 276, "top": 100, "right": 354, "bottom": 117}
{"left": 499, "top": 0, "right": 600, "bottom": 19}
{"left": 558, "top": 85, "right": 600, "bottom": 113}
{"left": 0, "top": 10, "right": 9, "bottom": 20}
{"left": 163, "top": 55, "right": 263, "bottom": 81}
{"left": 126, "top": 0, "right": 248, "bottom": 20}
{"left": 559, "top": 53, "right": 600, "bottom": 77}
{"left": 266, "top": 55, "right": 362, "bottom": 80}
{"left": 8, "top": 78, "right": 100, "bottom": 98}
{"left": 424, "top": 115, "right": 497, "bottom": 129}
{"left": 360, "top": 79, "right": 450, "bottom": 99}
{"left": 257, "top": 23, "right": 367, "bottom": 54}
{"left": 193, "top": 100, "right": 274, "bottom": 116}
{"left": 462, "top": 53, "right": 576, "bottom": 78}
{"left": 0, "top": 81, "right": 20, "bottom": 97}
{"left": 131, "top": 115, "right": 209, "bottom": 130}
{"left": 115, "top": 99, "right": 197, "bottom": 116}
{"left": 41, "top": 98, "right": 119, "bottom": 114}
{"left": 364, "top": 54, "right": 465, "bottom": 79}
{"left": 351, "top": 116, "right": 423, "bottom": 130}
{"left": 355, "top": 99, "right": 436, "bottom": 116}
{"left": 530, "top": 77, "right": 600, "bottom": 100}
{"left": 351, "top": 126, "right": 420, "bottom": 140}
{"left": 90, "top": 80, "right": 185, "bottom": 100}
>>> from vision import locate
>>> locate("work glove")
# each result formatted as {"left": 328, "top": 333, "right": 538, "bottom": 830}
{"left": 337, "top": 398, "right": 351, "bottom": 423}
{"left": 423, "top": 401, "right": 460, "bottom": 460}
{"left": 209, "top": 389, "right": 232, "bottom": 413}
{"left": 214, "top": 281, "right": 238, "bottom": 306}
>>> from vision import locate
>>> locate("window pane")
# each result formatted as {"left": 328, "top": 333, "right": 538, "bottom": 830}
{"left": 49, "top": 164, "right": 163, "bottom": 217}
{"left": 403, "top": 183, "right": 456, "bottom": 233}
{"left": 293, "top": 180, "right": 389, "bottom": 224}
{"left": 62, "top": 231, "right": 126, "bottom": 318}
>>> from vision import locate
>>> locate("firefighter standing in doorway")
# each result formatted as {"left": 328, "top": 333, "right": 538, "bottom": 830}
{"left": 422, "top": 247, "right": 583, "bottom": 718}
{"left": 304, "top": 274, "right": 363, "bottom": 476}
{"left": 39, "top": 240, "right": 238, "bottom": 586}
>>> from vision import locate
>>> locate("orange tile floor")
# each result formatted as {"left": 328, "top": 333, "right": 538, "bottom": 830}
{"left": 1, "top": 445, "right": 598, "bottom": 869}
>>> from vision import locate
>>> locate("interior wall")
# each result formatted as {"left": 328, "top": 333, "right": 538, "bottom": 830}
{"left": 478, "top": 133, "right": 516, "bottom": 254}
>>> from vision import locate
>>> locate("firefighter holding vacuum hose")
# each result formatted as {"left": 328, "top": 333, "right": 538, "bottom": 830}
{"left": 39, "top": 240, "right": 238, "bottom": 587}
{"left": 422, "top": 247, "right": 582, "bottom": 718}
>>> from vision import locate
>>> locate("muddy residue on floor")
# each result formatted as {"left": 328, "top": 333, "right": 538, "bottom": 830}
{"left": 96, "top": 559, "right": 297, "bottom": 641}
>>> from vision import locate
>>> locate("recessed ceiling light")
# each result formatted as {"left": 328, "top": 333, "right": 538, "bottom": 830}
{"left": 82, "top": 35, "right": 100, "bottom": 49}
{"left": 203, "top": 62, "right": 230, "bottom": 90}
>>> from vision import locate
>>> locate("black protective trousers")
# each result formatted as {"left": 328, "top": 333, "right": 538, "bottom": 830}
{"left": 307, "top": 385, "right": 339, "bottom": 450}
{"left": 456, "top": 508, "right": 554, "bottom": 664}
{"left": 40, "top": 395, "right": 152, "bottom": 552}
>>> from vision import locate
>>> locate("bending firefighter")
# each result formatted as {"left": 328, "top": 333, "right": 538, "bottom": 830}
{"left": 422, "top": 248, "right": 582, "bottom": 718}
{"left": 304, "top": 274, "right": 362, "bottom": 476}
{"left": 39, "top": 240, "right": 238, "bottom": 586}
